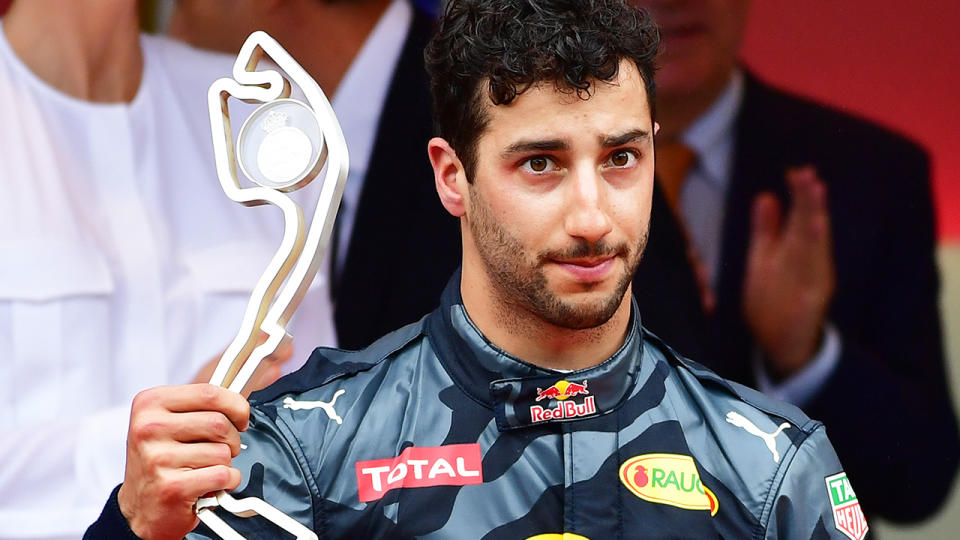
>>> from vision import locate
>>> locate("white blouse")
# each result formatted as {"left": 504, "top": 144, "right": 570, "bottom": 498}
{"left": 0, "top": 30, "right": 336, "bottom": 538}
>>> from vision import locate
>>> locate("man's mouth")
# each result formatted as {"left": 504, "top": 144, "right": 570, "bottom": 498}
{"left": 552, "top": 256, "right": 616, "bottom": 282}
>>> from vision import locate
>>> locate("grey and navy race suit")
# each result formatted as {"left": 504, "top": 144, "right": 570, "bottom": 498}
{"left": 88, "top": 273, "right": 866, "bottom": 539}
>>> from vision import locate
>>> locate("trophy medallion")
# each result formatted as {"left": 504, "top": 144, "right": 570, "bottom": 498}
{"left": 237, "top": 98, "right": 326, "bottom": 190}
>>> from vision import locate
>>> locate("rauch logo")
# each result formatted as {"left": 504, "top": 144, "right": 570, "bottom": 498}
{"left": 619, "top": 453, "right": 718, "bottom": 516}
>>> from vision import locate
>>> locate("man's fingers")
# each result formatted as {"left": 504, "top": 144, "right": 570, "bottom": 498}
{"left": 786, "top": 166, "right": 829, "bottom": 239}
{"left": 137, "top": 384, "right": 250, "bottom": 432}
{"left": 750, "top": 191, "right": 781, "bottom": 253}
{"left": 163, "top": 411, "right": 244, "bottom": 452}
{"left": 240, "top": 359, "right": 283, "bottom": 397}
{"left": 164, "top": 465, "right": 243, "bottom": 502}
{"left": 138, "top": 440, "right": 237, "bottom": 471}
{"left": 270, "top": 336, "right": 294, "bottom": 364}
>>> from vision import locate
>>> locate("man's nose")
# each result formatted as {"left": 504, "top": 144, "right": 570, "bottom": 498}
{"left": 563, "top": 168, "right": 613, "bottom": 243}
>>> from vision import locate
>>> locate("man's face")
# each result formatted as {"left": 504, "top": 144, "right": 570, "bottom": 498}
{"left": 636, "top": 0, "right": 750, "bottom": 99}
{"left": 463, "top": 60, "right": 655, "bottom": 330}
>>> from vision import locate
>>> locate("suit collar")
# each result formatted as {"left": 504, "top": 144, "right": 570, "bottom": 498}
{"left": 427, "top": 270, "right": 649, "bottom": 431}
{"left": 679, "top": 69, "right": 745, "bottom": 190}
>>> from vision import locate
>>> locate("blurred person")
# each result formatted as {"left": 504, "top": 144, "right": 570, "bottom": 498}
{"left": 89, "top": 1, "right": 863, "bottom": 538}
{"left": 0, "top": 0, "right": 335, "bottom": 537}
{"left": 169, "top": 0, "right": 461, "bottom": 351}
{"left": 631, "top": 0, "right": 959, "bottom": 524}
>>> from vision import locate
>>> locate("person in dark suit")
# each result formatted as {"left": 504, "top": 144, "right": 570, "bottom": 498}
{"left": 633, "top": 0, "right": 959, "bottom": 525}
{"left": 169, "top": 0, "right": 460, "bottom": 350}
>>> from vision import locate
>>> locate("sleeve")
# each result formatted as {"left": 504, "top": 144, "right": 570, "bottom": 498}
{"left": 186, "top": 405, "right": 319, "bottom": 539}
{"left": 754, "top": 323, "right": 841, "bottom": 407}
{"left": 763, "top": 426, "right": 867, "bottom": 540}
{"left": 0, "top": 406, "right": 130, "bottom": 538}
{"left": 804, "top": 142, "right": 960, "bottom": 522}
{"left": 83, "top": 485, "right": 141, "bottom": 540}
{"left": 84, "top": 406, "right": 318, "bottom": 539}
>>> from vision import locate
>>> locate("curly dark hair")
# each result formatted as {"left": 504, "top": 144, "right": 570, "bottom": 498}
{"left": 424, "top": 0, "right": 659, "bottom": 180}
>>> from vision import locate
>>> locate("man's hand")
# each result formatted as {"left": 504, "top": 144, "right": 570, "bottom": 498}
{"left": 117, "top": 384, "right": 250, "bottom": 540}
{"left": 743, "top": 166, "right": 836, "bottom": 379}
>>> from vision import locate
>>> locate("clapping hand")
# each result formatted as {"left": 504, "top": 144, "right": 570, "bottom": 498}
{"left": 743, "top": 166, "right": 836, "bottom": 379}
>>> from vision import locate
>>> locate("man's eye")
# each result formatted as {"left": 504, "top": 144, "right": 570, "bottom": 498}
{"left": 608, "top": 150, "right": 637, "bottom": 168}
{"left": 522, "top": 156, "right": 555, "bottom": 173}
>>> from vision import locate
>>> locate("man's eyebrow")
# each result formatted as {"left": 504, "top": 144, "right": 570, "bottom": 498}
{"left": 601, "top": 129, "right": 650, "bottom": 147}
{"left": 501, "top": 139, "right": 570, "bottom": 158}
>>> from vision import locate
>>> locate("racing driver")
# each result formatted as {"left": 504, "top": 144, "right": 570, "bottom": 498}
{"left": 86, "top": 0, "right": 866, "bottom": 538}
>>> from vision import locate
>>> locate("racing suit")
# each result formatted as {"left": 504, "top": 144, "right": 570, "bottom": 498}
{"left": 87, "top": 272, "right": 866, "bottom": 539}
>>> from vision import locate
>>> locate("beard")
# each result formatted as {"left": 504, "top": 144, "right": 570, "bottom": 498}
{"left": 468, "top": 187, "right": 647, "bottom": 330}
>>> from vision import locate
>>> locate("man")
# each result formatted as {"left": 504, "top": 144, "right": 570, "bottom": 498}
{"left": 0, "top": 1, "right": 334, "bottom": 537}
{"left": 630, "top": 0, "right": 959, "bottom": 523}
{"left": 88, "top": 1, "right": 862, "bottom": 538}
{"left": 168, "top": 0, "right": 460, "bottom": 350}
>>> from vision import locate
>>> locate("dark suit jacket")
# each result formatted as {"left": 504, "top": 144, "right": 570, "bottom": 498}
{"left": 333, "top": 8, "right": 461, "bottom": 350}
{"left": 633, "top": 72, "right": 960, "bottom": 523}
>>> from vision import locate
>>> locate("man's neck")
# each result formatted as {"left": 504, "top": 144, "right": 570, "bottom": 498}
{"left": 655, "top": 68, "right": 736, "bottom": 142}
{"left": 460, "top": 260, "right": 633, "bottom": 372}
{"left": 267, "top": 0, "right": 392, "bottom": 95}
{"left": 3, "top": 0, "right": 142, "bottom": 102}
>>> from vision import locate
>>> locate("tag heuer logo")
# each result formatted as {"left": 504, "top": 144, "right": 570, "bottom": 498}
{"left": 825, "top": 472, "right": 868, "bottom": 540}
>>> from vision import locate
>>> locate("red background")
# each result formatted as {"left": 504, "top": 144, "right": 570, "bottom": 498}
{"left": 1, "top": 0, "right": 956, "bottom": 239}
{"left": 740, "top": 0, "right": 960, "bottom": 241}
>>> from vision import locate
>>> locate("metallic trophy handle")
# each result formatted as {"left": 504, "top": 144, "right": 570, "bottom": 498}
{"left": 195, "top": 31, "right": 349, "bottom": 539}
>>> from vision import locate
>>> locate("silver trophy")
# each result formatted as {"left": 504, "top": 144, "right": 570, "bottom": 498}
{"left": 195, "top": 31, "right": 349, "bottom": 539}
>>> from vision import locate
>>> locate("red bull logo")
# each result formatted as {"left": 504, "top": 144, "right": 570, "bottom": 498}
{"left": 535, "top": 380, "right": 589, "bottom": 401}
{"left": 530, "top": 380, "right": 596, "bottom": 423}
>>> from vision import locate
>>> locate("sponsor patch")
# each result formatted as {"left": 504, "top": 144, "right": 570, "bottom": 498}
{"left": 619, "top": 453, "right": 718, "bottom": 516}
{"left": 355, "top": 443, "right": 483, "bottom": 502}
{"left": 825, "top": 472, "right": 868, "bottom": 540}
{"left": 526, "top": 534, "right": 590, "bottom": 540}
{"left": 530, "top": 380, "right": 596, "bottom": 423}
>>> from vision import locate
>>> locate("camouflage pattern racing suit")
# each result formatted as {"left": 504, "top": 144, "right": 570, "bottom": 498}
{"left": 87, "top": 272, "right": 867, "bottom": 539}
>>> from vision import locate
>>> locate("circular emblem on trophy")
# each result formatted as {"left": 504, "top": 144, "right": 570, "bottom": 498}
{"left": 237, "top": 98, "right": 326, "bottom": 191}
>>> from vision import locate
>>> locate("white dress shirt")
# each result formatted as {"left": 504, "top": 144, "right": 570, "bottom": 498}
{"left": 0, "top": 29, "right": 335, "bottom": 539}
{"left": 678, "top": 71, "right": 840, "bottom": 407}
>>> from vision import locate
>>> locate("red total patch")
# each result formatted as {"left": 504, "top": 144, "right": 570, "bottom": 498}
{"left": 355, "top": 443, "right": 483, "bottom": 502}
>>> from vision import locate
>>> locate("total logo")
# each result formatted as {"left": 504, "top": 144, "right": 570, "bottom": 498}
{"left": 530, "top": 380, "right": 596, "bottom": 423}
{"left": 619, "top": 453, "right": 719, "bottom": 516}
{"left": 355, "top": 444, "right": 483, "bottom": 502}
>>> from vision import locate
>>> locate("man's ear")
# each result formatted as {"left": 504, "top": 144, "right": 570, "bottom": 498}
{"left": 428, "top": 137, "right": 467, "bottom": 217}
{"left": 654, "top": 121, "right": 660, "bottom": 136}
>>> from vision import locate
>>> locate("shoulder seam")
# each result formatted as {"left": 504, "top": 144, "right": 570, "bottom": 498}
{"left": 251, "top": 320, "right": 427, "bottom": 405}
{"left": 270, "top": 408, "right": 325, "bottom": 533}
{"left": 754, "top": 420, "right": 823, "bottom": 539}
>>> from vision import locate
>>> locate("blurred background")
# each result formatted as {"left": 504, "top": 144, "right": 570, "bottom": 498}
{"left": 739, "top": 3, "right": 960, "bottom": 536}
{"left": 0, "top": 0, "right": 954, "bottom": 536}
